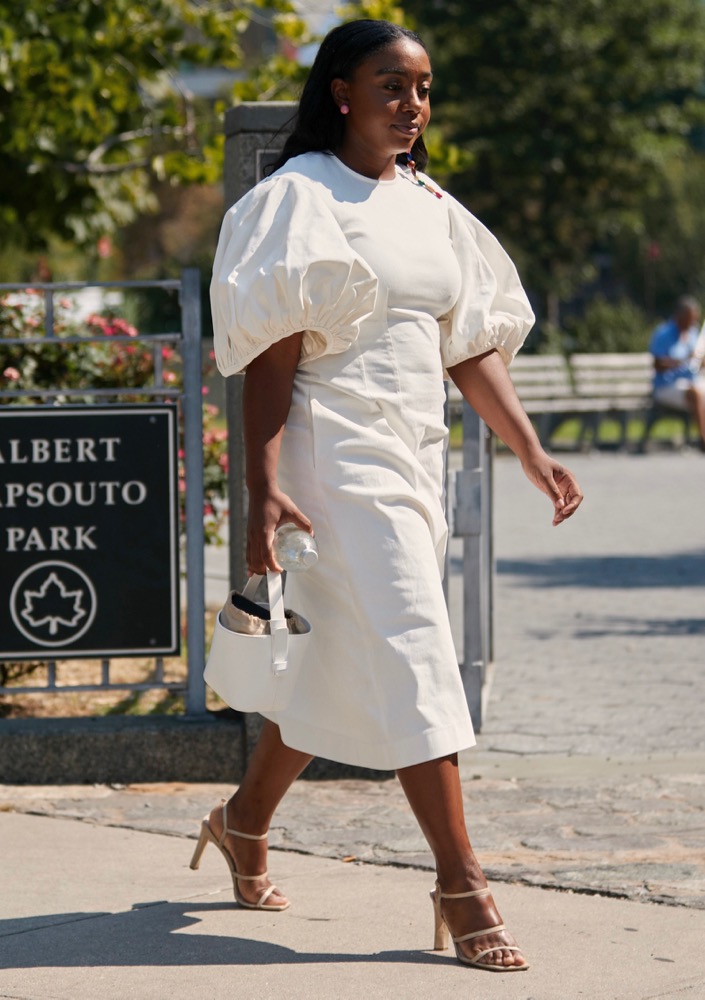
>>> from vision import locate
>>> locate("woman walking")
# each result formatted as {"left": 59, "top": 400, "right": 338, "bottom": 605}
{"left": 197, "top": 18, "right": 583, "bottom": 972}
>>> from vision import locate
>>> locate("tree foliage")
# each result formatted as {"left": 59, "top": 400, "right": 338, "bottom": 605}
{"left": 611, "top": 151, "right": 705, "bottom": 314}
{"left": 562, "top": 296, "right": 650, "bottom": 354}
{"left": 234, "top": 0, "right": 405, "bottom": 101}
{"left": 0, "top": 0, "right": 407, "bottom": 253}
{"left": 0, "top": 0, "right": 296, "bottom": 250}
{"left": 405, "top": 0, "right": 705, "bottom": 318}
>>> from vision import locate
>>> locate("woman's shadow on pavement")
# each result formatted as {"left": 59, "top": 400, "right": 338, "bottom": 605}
{"left": 0, "top": 901, "right": 444, "bottom": 969}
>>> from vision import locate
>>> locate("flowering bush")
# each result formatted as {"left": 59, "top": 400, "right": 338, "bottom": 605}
{"left": 0, "top": 291, "right": 228, "bottom": 544}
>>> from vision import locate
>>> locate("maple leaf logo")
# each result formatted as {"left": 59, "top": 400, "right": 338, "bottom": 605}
{"left": 21, "top": 571, "right": 87, "bottom": 636}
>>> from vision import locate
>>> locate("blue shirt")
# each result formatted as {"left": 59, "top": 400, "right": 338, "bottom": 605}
{"left": 649, "top": 319, "right": 699, "bottom": 389}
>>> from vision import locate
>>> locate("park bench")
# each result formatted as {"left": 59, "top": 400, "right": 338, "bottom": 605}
{"left": 447, "top": 354, "right": 573, "bottom": 445}
{"left": 568, "top": 352, "right": 694, "bottom": 450}
{"left": 448, "top": 351, "right": 696, "bottom": 450}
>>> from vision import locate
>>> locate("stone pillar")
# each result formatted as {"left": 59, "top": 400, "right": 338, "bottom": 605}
{"left": 221, "top": 103, "right": 297, "bottom": 765}
{"left": 222, "top": 102, "right": 297, "bottom": 592}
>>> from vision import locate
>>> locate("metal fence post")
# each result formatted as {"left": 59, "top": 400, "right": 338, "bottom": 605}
{"left": 181, "top": 267, "right": 207, "bottom": 715}
{"left": 453, "top": 403, "right": 494, "bottom": 730}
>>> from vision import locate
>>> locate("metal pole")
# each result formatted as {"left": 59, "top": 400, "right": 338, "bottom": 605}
{"left": 453, "top": 403, "right": 494, "bottom": 731}
{"left": 44, "top": 289, "right": 54, "bottom": 337}
{"left": 180, "top": 267, "right": 207, "bottom": 715}
{"left": 484, "top": 426, "right": 495, "bottom": 666}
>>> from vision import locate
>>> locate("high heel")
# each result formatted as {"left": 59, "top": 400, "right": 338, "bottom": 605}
{"left": 431, "top": 886, "right": 449, "bottom": 950}
{"left": 430, "top": 881, "right": 528, "bottom": 972}
{"left": 189, "top": 801, "right": 290, "bottom": 911}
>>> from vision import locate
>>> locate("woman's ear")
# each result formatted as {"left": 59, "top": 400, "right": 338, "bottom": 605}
{"left": 330, "top": 78, "right": 349, "bottom": 111}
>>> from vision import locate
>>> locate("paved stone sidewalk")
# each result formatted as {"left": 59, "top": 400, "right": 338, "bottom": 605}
{"left": 4, "top": 451, "right": 704, "bottom": 913}
{"left": 5, "top": 810, "right": 705, "bottom": 1000}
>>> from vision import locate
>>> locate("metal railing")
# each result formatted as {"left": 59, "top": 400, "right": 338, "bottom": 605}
{"left": 0, "top": 269, "right": 206, "bottom": 715}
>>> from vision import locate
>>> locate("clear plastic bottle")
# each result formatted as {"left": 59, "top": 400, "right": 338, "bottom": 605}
{"left": 273, "top": 523, "right": 318, "bottom": 572}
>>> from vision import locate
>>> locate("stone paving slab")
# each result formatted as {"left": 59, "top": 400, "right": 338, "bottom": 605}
{"left": 3, "top": 811, "right": 705, "bottom": 1000}
{"left": 487, "top": 451, "right": 705, "bottom": 760}
{"left": 3, "top": 746, "right": 704, "bottom": 910}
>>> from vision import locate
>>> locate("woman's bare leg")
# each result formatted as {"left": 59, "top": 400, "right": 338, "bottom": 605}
{"left": 209, "top": 719, "right": 313, "bottom": 906}
{"left": 396, "top": 752, "right": 527, "bottom": 969}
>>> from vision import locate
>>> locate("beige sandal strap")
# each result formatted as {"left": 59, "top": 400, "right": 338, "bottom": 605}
{"left": 234, "top": 870, "right": 268, "bottom": 882}
{"left": 470, "top": 945, "right": 523, "bottom": 966}
{"left": 439, "top": 886, "right": 491, "bottom": 900}
{"left": 228, "top": 828, "right": 268, "bottom": 841}
{"left": 256, "top": 884, "right": 278, "bottom": 908}
{"left": 217, "top": 802, "right": 268, "bottom": 844}
{"left": 454, "top": 922, "right": 505, "bottom": 945}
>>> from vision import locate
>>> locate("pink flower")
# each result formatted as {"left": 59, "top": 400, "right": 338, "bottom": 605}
{"left": 3, "top": 367, "right": 21, "bottom": 381}
{"left": 201, "top": 386, "right": 209, "bottom": 395}
{"left": 162, "top": 347, "right": 174, "bottom": 360}
{"left": 163, "top": 371, "right": 178, "bottom": 384}
{"left": 57, "top": 297, "right": 72, "bottom": 309}
{"left": 111, "top": 318, "right": 137, "bottom": 337}
{"left": 87, "top": 313, "right": 110, "bottom": 332}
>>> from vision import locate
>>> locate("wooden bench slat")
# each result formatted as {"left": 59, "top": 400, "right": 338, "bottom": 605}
{"left": 445, "top": 350, "right": 692, "bottom": 449}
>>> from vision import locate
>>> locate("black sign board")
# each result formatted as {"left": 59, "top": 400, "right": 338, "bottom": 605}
{"left": 0, "top": 405, "right": 180, "bottom": 659}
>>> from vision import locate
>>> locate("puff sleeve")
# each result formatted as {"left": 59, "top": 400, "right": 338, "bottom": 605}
{"left": 439, "top": 195, "right": 535, "bottom": 369}
{"left": 210, "top": 175, "right": 378, "bottom": 376}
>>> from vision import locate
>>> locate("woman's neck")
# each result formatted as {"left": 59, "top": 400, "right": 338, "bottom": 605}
{"left": 334, "top": 142, "right": 398, "bottom": 181}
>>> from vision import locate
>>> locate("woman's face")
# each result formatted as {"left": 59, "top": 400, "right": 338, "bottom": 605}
{"left": 332, "top": 38, "right": 432, "bottom": 169}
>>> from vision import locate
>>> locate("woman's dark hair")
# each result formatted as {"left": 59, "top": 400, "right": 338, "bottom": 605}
{"left": 269, "top": 19, "right": 429, "bottom": 173}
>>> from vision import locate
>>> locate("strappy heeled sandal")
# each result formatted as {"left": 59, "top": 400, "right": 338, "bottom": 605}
{"left": 189, "top": 801, "right": 290, "bottom": 911}
{"left": 431, "top": 881, "right": 528, "bottom": 972}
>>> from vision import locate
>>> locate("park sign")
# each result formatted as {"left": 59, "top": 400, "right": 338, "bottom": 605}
{"left": 0, "top": 405, "right": 180, "bottom": 659}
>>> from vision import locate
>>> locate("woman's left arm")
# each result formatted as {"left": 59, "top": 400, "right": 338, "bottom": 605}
{"left": 448, "top": 349, "right": 583, "bottom": 525}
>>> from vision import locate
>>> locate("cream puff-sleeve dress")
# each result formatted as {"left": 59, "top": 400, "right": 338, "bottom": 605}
{"left": 211, "top": 152, "right": 534, "bottom": 771}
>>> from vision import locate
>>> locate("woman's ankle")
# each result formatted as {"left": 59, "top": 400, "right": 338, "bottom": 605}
{"left": 225, "top": 792, "right": 272, "bottom": 836}
{"left": 435, "top": 858, "right": 488, "bottom": 893}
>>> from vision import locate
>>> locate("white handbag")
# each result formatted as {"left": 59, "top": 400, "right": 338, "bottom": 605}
{"left": 204, "top": 570, "right": 311, "bottom": 713}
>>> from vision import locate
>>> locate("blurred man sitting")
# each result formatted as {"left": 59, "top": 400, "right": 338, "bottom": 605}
{"left": 649, "top": 295, "right": 705, "bottom": 449}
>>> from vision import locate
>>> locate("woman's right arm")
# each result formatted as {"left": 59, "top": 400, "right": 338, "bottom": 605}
{"left": 243, "top": 331, "right": 312, "bottom": 573}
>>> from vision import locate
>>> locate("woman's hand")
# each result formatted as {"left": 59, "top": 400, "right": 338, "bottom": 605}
{"left": 448, "top": 351, "right": 584, "bottom": 526}
{"left": 520, "top": 450, "right": 583, "bottom": 526}
{"left": 247, "top": 484, "right": 313, "bottom": 574}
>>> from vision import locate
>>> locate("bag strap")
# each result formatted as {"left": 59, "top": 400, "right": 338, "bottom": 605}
{"left": 241, "top": 572, "right": 289, "bottom": 675}
{"left": 242, "top": 574, "right": 263, "bottom": 601}
{"left": 265, "top": 569, "right": 289, "bottom": 674}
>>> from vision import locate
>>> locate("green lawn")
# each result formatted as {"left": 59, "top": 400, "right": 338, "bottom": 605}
{"left": 449, "top": 415, "right": 697, "bottom": 451}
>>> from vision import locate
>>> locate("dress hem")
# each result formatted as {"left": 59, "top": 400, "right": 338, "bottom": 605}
{"left": 259, "top": 712, "right": 476, "bottom": 772}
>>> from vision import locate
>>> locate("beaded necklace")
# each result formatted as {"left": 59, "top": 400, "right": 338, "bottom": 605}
{"left": 405, "top": 152, "right": 442, "bottom": 199}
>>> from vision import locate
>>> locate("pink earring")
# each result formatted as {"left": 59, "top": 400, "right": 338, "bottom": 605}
{"left": 340, "top": 103, "right": 350, "bottom": 115}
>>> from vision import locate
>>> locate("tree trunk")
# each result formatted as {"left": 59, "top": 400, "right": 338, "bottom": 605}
{"left": 546, "top": 288, "right": 560, "bottom": 330}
